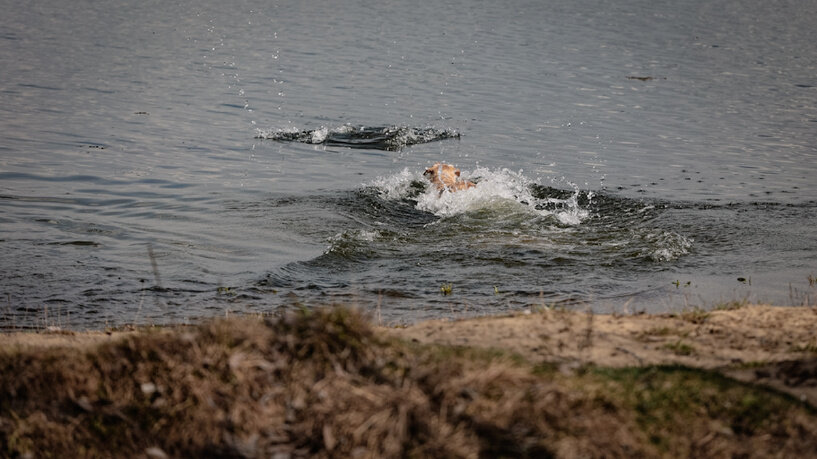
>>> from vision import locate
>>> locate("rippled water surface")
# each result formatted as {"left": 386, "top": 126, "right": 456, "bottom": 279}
{"left": 2, "top": 0, "right": 816, "bottom": 329}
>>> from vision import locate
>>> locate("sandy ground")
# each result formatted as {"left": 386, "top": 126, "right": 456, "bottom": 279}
{"left": 387, "top": 305, "right": 817, "bottom": 405}
{"left": 0, "top": 329, "right": 135, "bottom": 351}
{"left": 2, "top": 305, "right": 816, "bottom": 405}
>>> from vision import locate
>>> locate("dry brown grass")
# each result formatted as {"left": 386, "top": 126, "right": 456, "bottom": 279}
{"left": 1, "top": 307, "right": 816, "bottom": 458}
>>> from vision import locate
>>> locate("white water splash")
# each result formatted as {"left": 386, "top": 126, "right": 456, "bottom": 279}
{"left": 254, "top": 125, "right": 459, "bottom": 150}
{"left": 255, "top": 126, "right": 299, "bottom": 138}
{"left": 371, "top": 167, "right": 590, "bottom": 225}
{"left": 309, "top": 126, "right": 330, "bottom": 143}
{"left": 640, "top": 230, "right": 693, "bottom": 262}
{"left": 370, "top": 168, "right": 417, "bottom": 200}
{"left": 324, "top": 229, "right": 381, "bottom": 255}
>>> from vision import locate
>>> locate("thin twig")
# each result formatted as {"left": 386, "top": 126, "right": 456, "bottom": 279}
{"left": 147, "top": 243, "right": 166, "bottom": 311}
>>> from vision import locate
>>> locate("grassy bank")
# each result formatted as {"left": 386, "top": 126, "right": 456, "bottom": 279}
{"left": 1, "top": 306, "right": 816, "bottom": 457}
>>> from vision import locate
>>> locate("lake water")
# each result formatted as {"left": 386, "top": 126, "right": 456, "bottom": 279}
{"left": 1, "top": 0, "right": 816, "bottom": 329}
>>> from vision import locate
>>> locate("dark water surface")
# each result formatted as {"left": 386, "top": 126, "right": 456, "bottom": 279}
{"left": 1, "top": 0, "right": 816, "bottom": 329}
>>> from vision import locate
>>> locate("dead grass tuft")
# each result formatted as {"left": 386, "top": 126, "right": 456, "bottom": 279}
{"left": 592, "top": 366, "right": 817, "bottom": 457}
{"left": 675, "top": 306, "right": 711, "bottom": 324}
{"left": 713, "top": 300, "right": 748, "bottom": 311}
{"left": 661, "top": 341, "right": 697, "bottom": 356}
{"left": 1, "top": 306, "right": 816, "bottom": 458}
{"left": 635, "top": 326, "right": 688, "bottom": 342}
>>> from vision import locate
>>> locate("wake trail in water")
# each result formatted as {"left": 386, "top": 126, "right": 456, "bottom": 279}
{"left": 363, "top": 166, "right": 694, "bottom": 265}
{"left": 255, "top": 124, "right": 460, "bottom": 150}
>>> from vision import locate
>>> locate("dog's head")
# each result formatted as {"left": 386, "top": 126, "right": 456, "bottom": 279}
{"left": 423, "top": 162, "right": 461, "bottom": 190}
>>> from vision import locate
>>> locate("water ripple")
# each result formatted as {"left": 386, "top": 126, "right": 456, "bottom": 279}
{"left": 255, "top": 124, "right": 460, "bottom": 150}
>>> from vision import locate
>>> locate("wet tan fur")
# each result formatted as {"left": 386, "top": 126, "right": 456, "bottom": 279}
{"left": 423, "top": 162, "right": 476, "bottom": 194}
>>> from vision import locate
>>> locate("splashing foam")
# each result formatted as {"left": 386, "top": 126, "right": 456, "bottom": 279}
{"left": 641, "top": 231, "right": 693, "bottom": 262}
{"left": 324, "top": 229, "right": 380, "bottom": 256}
{"left": 309, "top": 126, "right": 331, "bottom": 143}
{"left": 370, "top": 168, "right": 417, "bottom": 200}
{"left": 255, "top": 125, "right": 460, "bottom": 150}
{"left": 373, "top": 167, "right": 590, "bottom": 225}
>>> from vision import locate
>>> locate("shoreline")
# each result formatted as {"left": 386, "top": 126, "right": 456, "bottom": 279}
{"left": 3, "top": 304, "right": 816, "bottom": 404}
{"left": 2, "top": 304, "right": 816, "bottom": 457}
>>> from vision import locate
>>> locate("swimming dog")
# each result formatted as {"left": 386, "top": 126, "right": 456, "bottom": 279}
{"left": 423, "top": 162, "right": 476, "bottom": 194}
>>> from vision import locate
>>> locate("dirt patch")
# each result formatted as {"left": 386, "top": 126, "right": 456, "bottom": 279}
{"left": 387, "top": 305, "right": 817, "bottom": 405}
{"left": 1, "top": 306, "right": 816, "bottom": 458}
{"left": 0, "top": 329, "right": 138, "bottom": 351}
